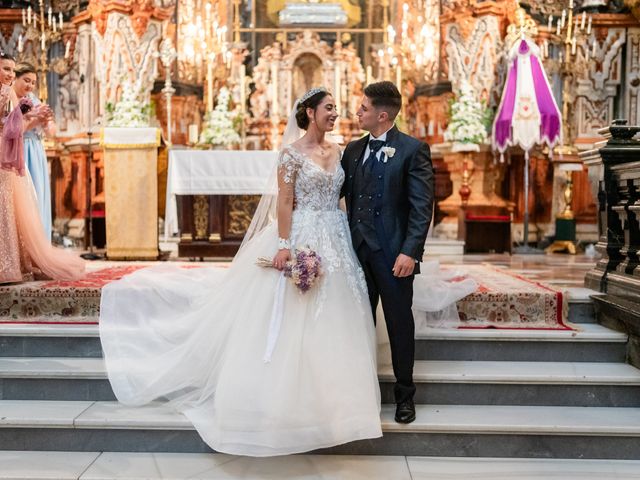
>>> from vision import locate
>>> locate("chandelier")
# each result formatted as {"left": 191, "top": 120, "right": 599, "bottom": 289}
{"left": 372, "top": 0, "right": 440, "bottom": 85}
{"left": 177, "top": 0, "right": 230, "bottom": 97}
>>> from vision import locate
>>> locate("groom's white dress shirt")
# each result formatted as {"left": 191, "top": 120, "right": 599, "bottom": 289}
{"left": 361, "top": 126, "right": 394, "bottom": 165}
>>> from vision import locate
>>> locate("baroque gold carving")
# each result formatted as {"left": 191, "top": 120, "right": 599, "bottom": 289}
{"left": 193, "top": 195, "right": 209, "bottom": 240}
{"left": 130, "top": 0, "right": 156, "bottom": 38}
{"left": 228, "top": 195, "right": 261, "bottom": 236}
{"left": 87, "top": 0, "right": 109, "bottom": 36}
{"left": 625, "top": 0, "right": 640, "bottom": 21}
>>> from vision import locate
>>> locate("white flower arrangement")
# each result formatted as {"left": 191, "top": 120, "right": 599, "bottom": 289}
{"left": 199, "top": 87, "right": 241, "bottom": 147}
{"left": 106, "top": 80, "right": 150, "bottom": 128}
{"left": 444, "top": 80, "right": 490, "bottom": 152}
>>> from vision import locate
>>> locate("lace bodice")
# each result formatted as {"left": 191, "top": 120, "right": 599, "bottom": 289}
{"left": 278, "top": 145, "right": 344, "bottom": 211}
{"left": 277, "top": 144, "right": 368, "bottom": 310}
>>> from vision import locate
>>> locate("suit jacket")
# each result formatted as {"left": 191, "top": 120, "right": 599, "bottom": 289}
{"left": 341, "top": 125, "right": 434, "bottom": 266}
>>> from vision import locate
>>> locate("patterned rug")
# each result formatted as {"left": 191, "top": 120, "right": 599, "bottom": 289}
{"left": 0, "top": 264, "right": 228, "bottom": 324}
{"left": 0, "top": 263, "right": 569, "bottom": 329}
{"left": 455, "top": 265, "right": 570, "bottom": 330}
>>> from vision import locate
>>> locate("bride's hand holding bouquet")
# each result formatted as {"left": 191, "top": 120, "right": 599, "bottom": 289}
{"left": 272, "top": 248, "right": 290, "bottom": 270}
{"left": 257, "top": 246, "right": 323, "bottom": 294}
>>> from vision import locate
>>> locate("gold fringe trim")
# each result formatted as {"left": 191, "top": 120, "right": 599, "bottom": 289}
{"left": 100, "top": 128, "right": 161, "bottom": 149}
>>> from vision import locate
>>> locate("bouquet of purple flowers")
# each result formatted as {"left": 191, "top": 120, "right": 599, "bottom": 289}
{"left": 257, "top": 247, "right": 323, "bottom": 293}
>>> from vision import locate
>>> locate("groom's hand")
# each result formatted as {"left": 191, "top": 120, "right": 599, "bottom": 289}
{"left": 393, "top": 254, "right": 415, "bottom": 278}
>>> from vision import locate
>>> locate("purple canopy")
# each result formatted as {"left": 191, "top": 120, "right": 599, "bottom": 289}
{"left": 492, "top": 38, "right": 562, "bottom": 158}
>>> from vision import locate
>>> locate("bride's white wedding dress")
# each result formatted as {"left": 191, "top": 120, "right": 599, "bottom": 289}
{"left": 99, "top": 145, "right": 382, "bottom": 456}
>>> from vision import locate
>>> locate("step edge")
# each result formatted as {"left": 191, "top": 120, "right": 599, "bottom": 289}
{"left": 3, "top": 372, "right": 640, "bottom": 385}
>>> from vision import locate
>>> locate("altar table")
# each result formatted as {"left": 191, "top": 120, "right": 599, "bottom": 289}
{"left": 165, "top": 149, "right": 278, "bottom": 257}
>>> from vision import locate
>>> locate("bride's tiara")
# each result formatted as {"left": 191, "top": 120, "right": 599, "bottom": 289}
{"left": 299, "top": 87, "right": 328, "bottom": 104}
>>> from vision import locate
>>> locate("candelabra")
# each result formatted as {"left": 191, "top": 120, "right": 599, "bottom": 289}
{"left": 369, "top": 0, "right": 440, "bottom": 87}
{"left": 177, "top": 0, "right": 230, "bottom": 112}
{"left": 543, "top": 0, "right": 593, "bottom": 253}
{"left": 17, "top": 1, "right": 72, "bottom": 103}
{"left": 545, "top": 0, "right": 594, "bottom": 156}
{"left": 157, "top": 38, "right": 177, "bottom": 146}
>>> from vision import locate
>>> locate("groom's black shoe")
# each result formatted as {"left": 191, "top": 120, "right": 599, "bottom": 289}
{"left": 395, "top": 399, "right": 416, "bottom": 424}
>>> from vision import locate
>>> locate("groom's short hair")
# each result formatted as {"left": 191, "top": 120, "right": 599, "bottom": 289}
{"left": 364, "top": 81, "right": 402, "bottom": 121}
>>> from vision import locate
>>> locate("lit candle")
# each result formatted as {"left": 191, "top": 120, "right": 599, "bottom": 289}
{"left": 569, "top": 0, "right": 574, "bottom": 8}
{"left": 587, "top": 15, "right": 592, "bottom": 35}
{"left": 207, "top": 61, "right": 213, "bottom": 111}
{"left": 571, "top": 36, "right": 577, "bottom": 55}
{"left": 580, "top": 11, "right": 586, "bottom": 30}
{"left": 271, "top": 63, "right": 279, "bottom": 117}
{"left": 239, "top": 64, "right": 246, "bottom": 115}
{"left": 48, "top": 6, "right": 52, "bottom": 27}
{"left": 52, "top": 17, "right": 57, "bottom": 32}
{"left": 64, "top": 40, "right": 70, "bottom": 59}
{"left": 556, "top": 19, "right": 561, "bottom": 36}
{"left": 334, "top": 62, "right": 341, "bottom": 118}
{"left": 548, "top": 14, "right": 553, "bottom": 30}
{"left": 188, "top": 124, "right": 198, "bottom": 144}
{"left": 27, "top": 6, "right": 31, "bottom": 24}
{"left": 17, "top": 35, "right": 23, "bottom": 53}
{"left": 561, "top": 9, "right": 566, "bottom": 28}
{"left": 22, "top": 9, "right": 25, "bottom": 26}
{"left": 287, "top": 68, "right": 293, "bottom": 112}
{"left": 592, "top": 40, "right": 597, "bottom": 57}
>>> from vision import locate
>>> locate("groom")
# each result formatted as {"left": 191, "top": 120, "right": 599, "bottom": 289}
{"left": 341, "top": 81, "right": 434, "bottom": 424}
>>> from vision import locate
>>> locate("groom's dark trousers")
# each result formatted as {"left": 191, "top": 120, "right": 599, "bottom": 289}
{"left": 357, "top": 242, "right": 416, "bottom": 403}
{"left": 342, "top": 125, "right": 433, "bottom": 405}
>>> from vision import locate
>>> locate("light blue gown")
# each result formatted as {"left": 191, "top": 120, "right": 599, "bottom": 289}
{"left": 24, "top": 93, "right": 52, "bottom": 241}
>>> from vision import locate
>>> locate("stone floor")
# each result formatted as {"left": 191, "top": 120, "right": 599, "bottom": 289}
{"left": 428, "top": 252, "right": 597, "bottom": 289}
{"left": 1, "top": 452, "right": 639, "bottom": 479}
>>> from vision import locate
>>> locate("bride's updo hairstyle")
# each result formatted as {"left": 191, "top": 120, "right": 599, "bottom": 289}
{"left": 295, "top": 87, "right": 330, "bottom": 130}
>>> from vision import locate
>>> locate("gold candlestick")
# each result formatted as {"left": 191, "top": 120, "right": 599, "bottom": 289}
{"left": 18, "top": 1, "right": 71, "bottom": 103}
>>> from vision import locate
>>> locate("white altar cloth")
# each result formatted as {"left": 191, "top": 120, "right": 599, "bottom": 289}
{"left": 165, "top": 149, "right": 278, "bottom": 238}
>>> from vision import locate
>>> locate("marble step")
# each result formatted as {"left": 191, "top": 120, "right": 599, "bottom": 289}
{"left": 0, "top": 322, "right": 625, "bottom": 362}
{"left": 3, "top": 451, "right": 640, "bottom": 480}
{"left": 1, "top": 401, "right": 640, "bottom": 459}
{"left": 416, "top": 322, "right": 627, "bottom": 362}
{"left": 2, "top": 357, "right": 640, "bottom": 407}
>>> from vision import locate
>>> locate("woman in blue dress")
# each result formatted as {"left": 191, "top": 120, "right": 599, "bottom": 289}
{"left": 12, "top": 62, "right": 54, "bottom": 240}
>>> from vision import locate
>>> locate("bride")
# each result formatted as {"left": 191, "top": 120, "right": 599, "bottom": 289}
{"left": 99, "top": 87, "right": 383, "bottom": 456}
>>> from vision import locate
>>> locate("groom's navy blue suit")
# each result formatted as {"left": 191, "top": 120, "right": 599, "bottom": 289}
{"left": 341, "top": 125, "right": 434, "bottom": 403}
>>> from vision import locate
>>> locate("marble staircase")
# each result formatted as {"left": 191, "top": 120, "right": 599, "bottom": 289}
{"left": 1, "top": 294, "right": 640, "bottom": 463}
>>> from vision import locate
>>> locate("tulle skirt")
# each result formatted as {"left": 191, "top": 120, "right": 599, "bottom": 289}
{"left": 0, "top": 168, "right": 84, "bottom": 283}
{"left": 100, "top": 218, "right": 382, "bottom": 456}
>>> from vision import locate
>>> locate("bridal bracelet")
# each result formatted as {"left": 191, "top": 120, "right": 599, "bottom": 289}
{"left": 278, "top": 237, "right": 291, "bottom": 250}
